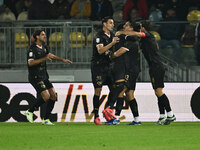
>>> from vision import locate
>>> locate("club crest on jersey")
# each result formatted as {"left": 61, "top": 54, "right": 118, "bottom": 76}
{"left": 44, "top": 48, "right": 46, "bottom": 53}
{"left": 29, "top": 52, "right": 33, "bottom": 57}
{"left": 96, "top": 38, "right": 100, "bottom": 43}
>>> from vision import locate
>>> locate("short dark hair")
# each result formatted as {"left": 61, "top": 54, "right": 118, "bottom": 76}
{"left": 130, "top": 21, "right": 141, "bottom": 32}
{"left": 33, "top": 30, "right": 43, "bottom": 42}
{"left": 117, "top": 22, "right": 125, "bottom": 31}
{"left": 101, "top": 16, "right": 113, "bottom": 24}
{"left": 141, "top": 20, "right": 151, "bottom": 31}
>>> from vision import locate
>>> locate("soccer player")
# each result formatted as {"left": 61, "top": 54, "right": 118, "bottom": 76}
{"left": 103, "top": 23, "right": 130, "bottom": 125}
{"left": 121, "top": 21, "right": 143, "bottom": 125}
{"left": 140, "top": 20, "right": 176, "bottom": 125}
{"left": 25, "top": 30, "right": 72, "bottom": 125}
{"left": 105, "top": 21, "right": 145, "bottom": 125}
{"left": 91, "top": 16, "right": 119, "bottom": 125}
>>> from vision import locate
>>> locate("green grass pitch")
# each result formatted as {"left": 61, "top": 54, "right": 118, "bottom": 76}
{"left": 0, "top": 122, "right": 200, "bottom": 150}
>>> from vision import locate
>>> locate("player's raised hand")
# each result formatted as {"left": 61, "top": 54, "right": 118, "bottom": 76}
{"left": 63, "top": 59, "right": 72, "bottom": 64}
{"left": 112, "top": 37, "right": 120, "bottom": 45}
{"left": 115, "top": 31, "right": 122, "bottom": 36}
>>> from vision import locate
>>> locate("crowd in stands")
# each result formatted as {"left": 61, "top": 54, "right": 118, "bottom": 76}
{"left": 1, "top": 0, "right": 200, "bottom": 64}
{"left": 0, "top": 0, "right": 200, "bottom": 21}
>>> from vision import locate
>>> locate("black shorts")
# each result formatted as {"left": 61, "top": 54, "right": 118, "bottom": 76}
{"left": 149, "top": 65, "right": 165, "bottom": 89}
{"left": 91, "top": 64, "right": 113, "bottom": 88}
{"left": 29, "top": 78, "right": 53, "bottom": 94}
{"left": 111, "top": 61, "right": 126, "bottom": 82}
{"left": 125, "top": 70, "right": 139, "bottom": 90}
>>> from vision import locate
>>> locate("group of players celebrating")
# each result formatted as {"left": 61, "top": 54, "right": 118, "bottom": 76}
{"left": 24, "top": 16, "right": 176, "bottom": 125}
{"left": 91, "top": 16, "right": 176, "bottom": 125}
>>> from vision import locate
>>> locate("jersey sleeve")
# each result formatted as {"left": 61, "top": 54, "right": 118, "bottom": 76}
{"left": 95, "top": 34, "right": 104, "bottom": 46}
{"left": 27, "top": 47, "right": 36, "bottom": 60}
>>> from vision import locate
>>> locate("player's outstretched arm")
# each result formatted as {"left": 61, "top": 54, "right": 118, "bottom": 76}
{"left": 48, "top": 53, "right": 72, "bottom": 64}
{"left": 116, "top": 31, "right": 145, "bottom": 38}
{"left": 28, "top": 53, "right": 52, "bottom": 66}
{"left": 113, "top": 47, "right": 129, "bottom": 57}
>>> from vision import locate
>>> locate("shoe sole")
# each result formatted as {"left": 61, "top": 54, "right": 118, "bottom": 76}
{"left": 42, "top": 124, "right": 54, "bottom": 125}
{"left": 94, "top": 122, "right": 102, "bottom": 125}
{"left": 163, "top": 118, "right": 176, "bottom": 125}
{"left": 113, "top": 122, "right": 120, "bottom": 125}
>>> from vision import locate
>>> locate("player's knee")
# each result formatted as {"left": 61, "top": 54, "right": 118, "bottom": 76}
{"left": 126, "top": 90, "right": 134, "bottom": 101}
{"left": 118, "top": 92, "right": 124, "bottom": 97}
{"left": 113, "top": 81, "right": 125, "bottom": 95}
{"left": 42, "top": 93, "right": 50, "bottom": 101}
{"left": 155, "top": 89, "right": 164, "bottom": 97}
{"left": 50, "top": 93, "right": 57, "bottom": 101}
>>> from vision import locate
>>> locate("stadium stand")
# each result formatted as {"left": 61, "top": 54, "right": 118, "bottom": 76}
{"left": 49, "top": 32, "right": 63, "bottom": 48}
{"left": 187, "top": 10, "right": 200, "bottom": 26}
{"left": 15, "top": 32, "right": 29, "bottom": 49}
{"left": 17, "top": 11, "right": 28, "bottom": 20}
{"left": 69, "top": 32, "right": 85, "bottom": 48}
{"left": 113, "top": 10, "right": 123, "bottom": 22}
{"left": 0, "top": 10, "right": 16, "bottom": 20}
{"left": 150, "top": 31, "right": 161, "bottom": 41}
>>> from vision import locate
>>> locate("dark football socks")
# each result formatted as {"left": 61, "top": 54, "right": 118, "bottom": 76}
{"left": 115, "top": 97, "right": 124, "bottom": 116}
{"left": 159, "top": 94, "right": 172, "bottom": 112}
{"left": 157, "top": 97, "right": 165, "bottom": 115}
{"left": 44, "top": 99, "right": 55, "bottom": 120}
{"left": 93, "top": 95, "right": 100, "bottom": 118}
{"left": 128, "top": 99, "right": 139, "bottom": 117}
{"left": 29, "top": 97, "right": 45, "bottom": 113}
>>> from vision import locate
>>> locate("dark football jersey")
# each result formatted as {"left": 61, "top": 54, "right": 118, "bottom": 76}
{"left": 27, "top": 43, "right": 49, "bottom": 80}
{"left": 140, "top": 32, "right": 163, "bottom": 68}
{"left": 111, "top": 34, "right": 126, "bottom": 63}
{"left": 91, "top": 30, "right": 114, "bottom": 66}
{"left": 124, "top": 35, "right": 140, "bottom": 72}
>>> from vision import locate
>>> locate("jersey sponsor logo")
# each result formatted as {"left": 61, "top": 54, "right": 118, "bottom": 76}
{"left": 125, "top": 75, "right": 129, "bottom": 81}
{"left": 97, "top": 81, "right": 102, "bottom": 86}
{"left": 96, "top": 38, "right": 100, "bottom": 43}
{"left": 29, "top": 52, "right": 33, "bottom": 57}
{"left": 96, "top": 76, "right": 102, "bottom": 80}
{"left": 38, "top": 81, "right": 46, "bottom": 89}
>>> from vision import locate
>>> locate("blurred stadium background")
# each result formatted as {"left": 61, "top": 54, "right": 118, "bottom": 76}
{"left": 0, "top": 19, "right": 200, "bottom": 82}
